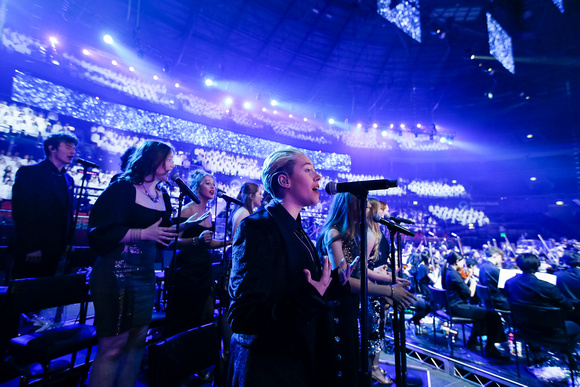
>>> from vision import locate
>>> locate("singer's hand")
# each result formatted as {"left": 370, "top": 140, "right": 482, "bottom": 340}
{"left": 338, "top": 256, "right": 359, "bottom": 286}
{"left": 184, "top": 211, "right": 210, "bottom": 225}
{"left": 305, "top": 256, "right": 332, "bottom": 296}
{"left": 373, "top": 265, "right": 392, "bottom": 284}
{"left": 199, "top": 230, "right": 213, "bottom": 245}
{"left": 142, "top": 218, "right": 178, "bottom": 246}
{"left": 385, "top": 284, "right": 416, "bottom": 310}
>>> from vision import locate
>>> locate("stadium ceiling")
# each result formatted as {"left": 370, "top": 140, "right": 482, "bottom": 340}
{"left": 3, "top": 0, "right": 580, "bottom": 146}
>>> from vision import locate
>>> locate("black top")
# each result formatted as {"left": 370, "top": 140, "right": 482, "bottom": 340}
{"left": 88, "top": 180, "right": 172, "bottom": 256}
{"left": 444, "top": 267, "right": 471, "bottom": 309}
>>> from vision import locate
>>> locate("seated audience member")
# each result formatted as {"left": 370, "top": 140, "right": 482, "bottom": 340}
{"left": 505, "top": 253, "right": 580, "bottom": 334}
{"left": 478, "top": 247, "right": 510, "bottom": 310}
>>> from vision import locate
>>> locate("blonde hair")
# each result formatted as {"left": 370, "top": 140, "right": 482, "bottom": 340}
{"left": 367, "top": 198, "right": 383, "bottom": 262}
{"left": 261, "top": 147, "right": 306, "bottom": 199}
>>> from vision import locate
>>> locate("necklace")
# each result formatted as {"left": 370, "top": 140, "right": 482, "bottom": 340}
{"left": 143, "top": 185, "right": 160, "bottom": 203}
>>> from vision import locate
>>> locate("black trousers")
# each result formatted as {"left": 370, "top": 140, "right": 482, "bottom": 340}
{"left": 451, "top": 303, "right": 506, "bottom": 345}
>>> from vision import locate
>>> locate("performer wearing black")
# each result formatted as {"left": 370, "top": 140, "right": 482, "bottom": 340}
{"left": 506, "top": 253, "right": 580, "bottom": 332}
{"left": 479, "top": 247, "right": 510, "bottom": 310}
{"left": 227, "top": 148, "right": 332, "bottom": 387}
{"left": 442, "top": 251, "right": 508, "bottom": 360}
{"left": 11, "top": 133, "right": 78, "bottom": 278}
{"left": 555, "top": 249, "right": 580, "bottom": 309}
{"left": 88, "top": 140, "right": 178, "bottom": 387}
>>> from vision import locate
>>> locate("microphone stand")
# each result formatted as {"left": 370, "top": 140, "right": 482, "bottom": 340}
{"left": 66, "top": 164, "right": 91, "bottom": 274}
{"left": 387, "top": 221, "right": 421, "bottom": 387}
{"left": 354, "top": 190, "right": 371, "bottom": 387}
{"left": 169, "top": 191, "right": 186, "bottom": 312}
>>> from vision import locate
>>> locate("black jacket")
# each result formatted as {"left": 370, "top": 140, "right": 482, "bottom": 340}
{"left": 227, "top": 200, "right": 331, "bottom": 387}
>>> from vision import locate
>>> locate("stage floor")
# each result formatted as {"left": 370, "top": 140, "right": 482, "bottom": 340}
{"left": 389, "top": 316, "right": 577, "bottom": 386}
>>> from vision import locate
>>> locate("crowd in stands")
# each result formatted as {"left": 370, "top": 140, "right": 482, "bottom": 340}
{"left": 407, "top": 179, "right": 467, "bottom": 198}
{"left": 428, "top": 204, "right": 489, "bottom": 227}
{"left": 12, "top": 72, "right": 353, "bottom": 172}
{"left": 3, "top": 28, "right": 457, "bottom": 152}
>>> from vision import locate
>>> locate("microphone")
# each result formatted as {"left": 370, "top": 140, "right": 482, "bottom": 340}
{"left": 325, "top": 179, "right": 397, "bottom": 195}
{"left": 170, "top": 174, "right": 200, "bottom": 204}
{"left": 372, "top": 214, "right": 415, "bottom": 237}
{"left": 75, "top": 158, "right": 99, "bottom": 169}
{"left": 217, "top": 189, "right": 244, "bottom": 206}
{"left": 388, "top": 215, "right": 415, "bottom": 224}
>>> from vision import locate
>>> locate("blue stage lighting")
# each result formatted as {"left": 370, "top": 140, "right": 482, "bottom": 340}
{"left": 103, "top": 35, "right": 114, "bottom": 45}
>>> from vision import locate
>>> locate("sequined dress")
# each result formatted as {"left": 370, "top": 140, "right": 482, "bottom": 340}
{"left": 325, "top": 233, "right": 361, "bottom": 387}
{"left": 88, "top": 180, "right": 172, "bottom": 337}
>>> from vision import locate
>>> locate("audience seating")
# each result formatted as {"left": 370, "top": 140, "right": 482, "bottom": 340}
{"left": 148, "top": 322, "right": 220, "bottom": 387}
{"left": 4, "top": 274, "right": 97, "bottom": 385}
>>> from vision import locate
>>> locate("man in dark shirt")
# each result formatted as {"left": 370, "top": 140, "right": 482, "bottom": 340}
{"left": 11, "top": 133, "right": 78, "bottom": 278}
{"left": 555, "top": 249, "right": 580, "bottom": 324}
{"left": 479, "top": 247, "right": 510, "bottom": 310}
{"left": 505, "top": 253, "right": 580, "bottom": 336}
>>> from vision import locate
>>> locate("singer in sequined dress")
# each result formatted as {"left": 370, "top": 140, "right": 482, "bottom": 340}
{"left": 88, "top": 141, "right": 177, "bottom": 387}
{"left": 317, "top": 193, "right": 416, "bottom": 386}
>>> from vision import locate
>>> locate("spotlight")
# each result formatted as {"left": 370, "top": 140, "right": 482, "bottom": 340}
{"left": 328, "top": 118, "right": 335, "bottom": 125}
{"left": 273, "top": 110, "right": 278, "bottom": 115}
{"left": 49, "top": 36, "right": 59, "bottom": 45}
{"left": 223, "top": 97, "right": 233, "bottom": 106}
{"left": 357, "top": 123, "right": 362, "bottom": 128}
{"left": 452, "top": 180, "right": 457, "bottom": 184}
{"left": 205, "top": 78, "right": 214, "bottom": 87}
{"left": 262, "top": 107, "right": 267, "bottom": 112}
{"left": 129, "top": 66, "right": 135, "bottom": 72}
{"left": 382, "top": 130, "right": 387, "bottom": 137}
{"left": 440, "top": 136, "right": 446, "bottom": 143}
{"left": 82, "top": 49, "right": 91, "bottom": 55}
{"left": 103, "top": 35, "right": 114, "bottom": 45}
{"left": 530, "top": 177, "right": 537, "bottom": 181}
{"left": 556, "top": 201, "right": 564, "bottom": 206}
{"left": 111, "top": 60, "right": 118, "bottom": 66}
{"left": 487, "top": 92, "right": 493, "bottom": 99}
{"left": 270, "top": 99, "right": 279, "bottom": 106}
{"left": 289, "top": 114, "right": 293, "bottom": 118}
{"left": 174, "top": 83, "right": 180, "bottom": 88}
{"left": 303, "top": 118, "right": 308, "bottom": 122}
{"left": 243, "top": 101, "right": 253, "bottom": 110}
{"left": 153, "top": 75, "right": 159, "bottom": 80}
{"left": 527, "top": 134, "right": 533, "bottom": 139}
{"left": 448, "top": 136, "right": 454, "bottom": 144}
{"left": 373, "top": 123, "right": 378, "bottom": 128}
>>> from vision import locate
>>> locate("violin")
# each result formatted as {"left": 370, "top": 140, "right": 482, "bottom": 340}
{"left": 459, "top": 266, "right": 470, "bottom": 280}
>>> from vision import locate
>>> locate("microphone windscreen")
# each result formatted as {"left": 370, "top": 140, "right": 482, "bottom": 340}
{"left": 325, "top": 181, "right": 337, "bottom": 195}
{"left": 372, "top": 214, "right": 382, "bottom": 223}
{"left": 170, "top": 174, "right": 179, "bottom": 182}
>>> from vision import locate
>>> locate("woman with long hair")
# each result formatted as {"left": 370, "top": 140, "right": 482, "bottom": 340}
{"left": 231, "top": 182, "right": 263, "bottom": 237}
{"left": 88, "top": 140, "right": 178, "bottom": 386}
{"left": 317, "top": 193, "right": 416, "bottom": 386}
{"left": 166, "top": 169, "right": 231, "bottom": 334}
